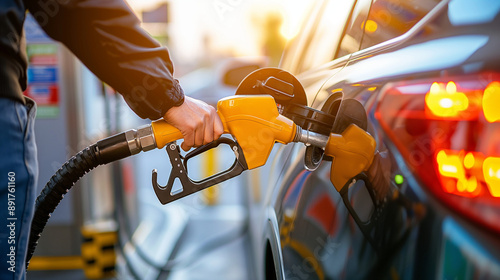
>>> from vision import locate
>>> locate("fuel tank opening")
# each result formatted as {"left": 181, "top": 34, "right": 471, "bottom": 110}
{"left": 304, "top": 91, "right": 343, "bottom": 170}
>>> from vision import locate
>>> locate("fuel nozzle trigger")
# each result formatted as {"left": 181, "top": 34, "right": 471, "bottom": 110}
{"left": 152, "top": 137, "right": 248, "bottom": 205}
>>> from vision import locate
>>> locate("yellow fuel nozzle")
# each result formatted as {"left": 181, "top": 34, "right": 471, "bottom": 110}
{"left": 292, "top": 123, "right": 376, "bottom": 192}
{"left": 216, "top": 95, "right": 297, "bottom": 169}
{"left": 149, "top": 95, "right": 299, "bottom": 204}
{"left": 151, "top": 95, "right": 297, "bottom": 168}
{"left": 324, "top": 124, "right": 376, "bottom": 192}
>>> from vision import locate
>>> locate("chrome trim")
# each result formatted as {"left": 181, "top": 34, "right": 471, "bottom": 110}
{"left": 350, "top": 0, "right": 451, "bottom": 61}
{"left": 299, "top": 0, "right": 450, "bottom": 77}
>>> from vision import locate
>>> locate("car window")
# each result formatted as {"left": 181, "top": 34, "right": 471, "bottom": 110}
{"left": 296, "top": 0, "right": 356, "bottom": 73}
{"left": 336, "top": 0, "right": 373, "bottom": 58}
{"left": 281, "top": 0, "right": 356, "bottom": 74}
{"left": 279, "top": 1, "right": 323, "bottom": 74}
{"left": 360, "top": 0, "right": 442, "bottom": 49}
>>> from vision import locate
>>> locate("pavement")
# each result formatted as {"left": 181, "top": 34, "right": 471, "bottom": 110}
{"left": 28, "top": 141, "right": 255, "bottom": 280}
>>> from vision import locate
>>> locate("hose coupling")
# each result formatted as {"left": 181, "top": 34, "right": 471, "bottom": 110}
{"left": 125, "top": 125, "right": 157, "bottom": 155}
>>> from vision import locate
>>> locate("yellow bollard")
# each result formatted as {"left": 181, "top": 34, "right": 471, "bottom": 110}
{"left": 202, "top": 148, "right": 218, "bottom": 205}
{"left": 81, "top": 223, "right": 117, "bottom": 279}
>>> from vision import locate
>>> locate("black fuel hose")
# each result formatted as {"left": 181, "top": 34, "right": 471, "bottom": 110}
{"left": 25, "top": 132, "right": 133, "bottom": 267}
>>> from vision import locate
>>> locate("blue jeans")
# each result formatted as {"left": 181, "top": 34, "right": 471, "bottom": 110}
{"left": 0, "top": 97, "right": 38, "bottom": 280}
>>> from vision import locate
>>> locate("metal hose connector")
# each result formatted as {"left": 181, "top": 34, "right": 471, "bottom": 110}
{"left": 293, "top": 125, "right": 329, "bottom": 149}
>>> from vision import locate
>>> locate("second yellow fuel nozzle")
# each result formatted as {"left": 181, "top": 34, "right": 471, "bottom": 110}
{"left": 146, "top": 93, "right": 376, "bottom": 205}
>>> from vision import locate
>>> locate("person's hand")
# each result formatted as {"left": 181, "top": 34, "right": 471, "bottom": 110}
{"left": 163, "top": 96, "right": 224, "bottom": 151}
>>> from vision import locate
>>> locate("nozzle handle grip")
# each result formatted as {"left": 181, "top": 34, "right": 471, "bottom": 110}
{"left": 151, "top": 120, "right": 184, "bottom": 149}
{"left": 151, "top": 115, "right": 229, "bottom": 149}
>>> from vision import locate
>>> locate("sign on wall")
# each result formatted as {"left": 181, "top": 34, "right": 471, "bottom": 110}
{"left": 24, "top": 14, "right": 61, "bottom": 119}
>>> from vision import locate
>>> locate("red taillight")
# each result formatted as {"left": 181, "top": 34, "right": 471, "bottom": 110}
{"left": 375, "top": 73, "right": 500, "bottom": 233}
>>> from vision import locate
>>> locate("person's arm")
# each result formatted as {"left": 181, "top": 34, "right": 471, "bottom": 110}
{"left": 26, "top": 0, "right": 223, "bottom": 149}
{"left": 26, "top": 0, "right": 181, "bottom": 119}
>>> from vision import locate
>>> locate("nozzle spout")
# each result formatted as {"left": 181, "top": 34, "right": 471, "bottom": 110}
{"left": 293, "top": 126, "right": 329, "bottom": 149}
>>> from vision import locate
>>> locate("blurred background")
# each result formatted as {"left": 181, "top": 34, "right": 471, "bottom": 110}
{"left": 25, "top": 0, "right": 314, "bottom": 279}
{"left": 128, "top": 0, "right": 313, "bottom": 104}
{"left": 129, "top": 0, "right": 308, "bottom": 69}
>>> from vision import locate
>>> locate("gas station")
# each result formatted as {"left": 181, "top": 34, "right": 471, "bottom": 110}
{"left": 3, "top": 1, "right": 500, "bottom": 280}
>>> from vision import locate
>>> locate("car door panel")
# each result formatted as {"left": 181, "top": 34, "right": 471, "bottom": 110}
{"left": 272, "top": 3, "right": 455, "bottom": 279}
{"left": 258, "top": 0, "right": 500, "bottom": 279}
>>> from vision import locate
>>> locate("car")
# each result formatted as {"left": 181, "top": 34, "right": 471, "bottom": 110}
{"left": 242, "top": 0, "right": 500, "bottom": 279}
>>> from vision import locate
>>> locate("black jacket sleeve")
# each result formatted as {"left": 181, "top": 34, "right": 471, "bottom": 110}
{"left": 25, "top": 0, "right": 184, "bottom": 120}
